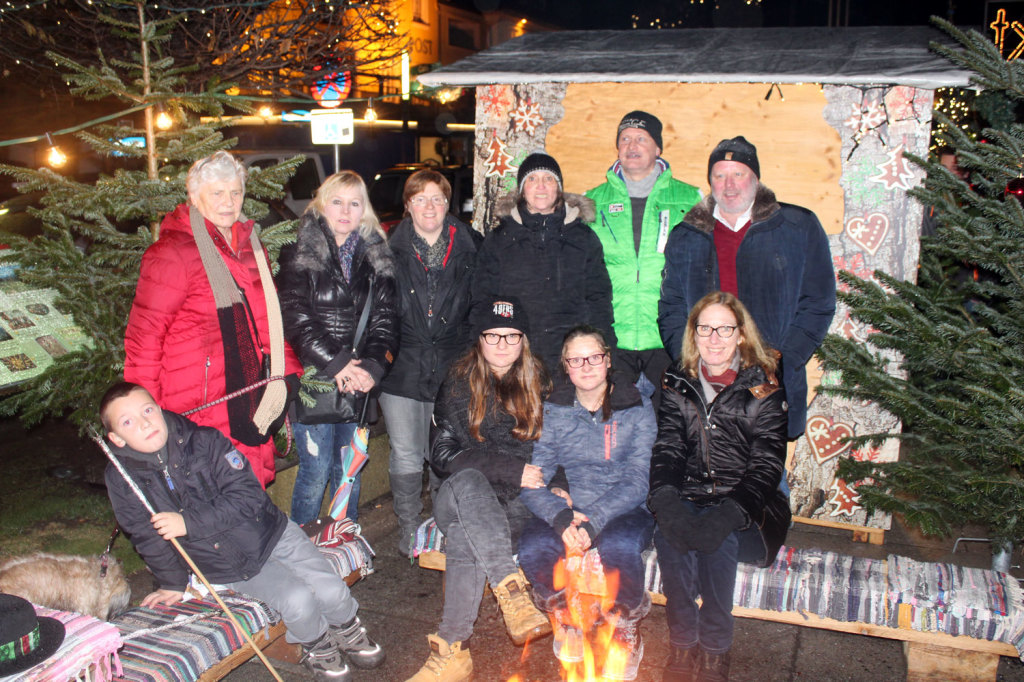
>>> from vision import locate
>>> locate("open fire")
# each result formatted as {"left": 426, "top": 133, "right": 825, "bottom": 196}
{"left": 552, "top": 550, "right": 631, "bottom": 681}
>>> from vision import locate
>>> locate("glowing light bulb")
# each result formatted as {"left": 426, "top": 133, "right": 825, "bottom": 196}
{"left": 45, "top": 133, "right": 67, "bottom": 168}
{"left": 155, "top": 109, "right": 173, "bottom": 130}
{"left": 364, "top": 100, "right": 377, "bottom": 123}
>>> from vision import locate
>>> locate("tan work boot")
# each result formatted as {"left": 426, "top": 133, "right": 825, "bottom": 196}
{"left": 405, "top": 633, "right": 472, "bottom": 682}
{"left": 492, "top": 573, "right": 552, "bottom": 645}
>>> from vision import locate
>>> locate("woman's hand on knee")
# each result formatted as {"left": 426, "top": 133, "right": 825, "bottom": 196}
{"left": 521, "top": 463, "right": 544, "bottom": 489}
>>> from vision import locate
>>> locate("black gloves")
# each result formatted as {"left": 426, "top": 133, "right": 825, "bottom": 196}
{"left": 649, "top": 488, "right": 698, "bottom": 554}
{"left": 552, "top": 508, "right": 575, "bottom": 536}
{"left": 552, "top": 508, "right": 597, "bottom": 544}
{"left": 688, "top": 499, "right": 746, "bottom": 554}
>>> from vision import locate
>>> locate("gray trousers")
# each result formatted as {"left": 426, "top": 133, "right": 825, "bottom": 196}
{"left": 228, "top": 521, "right": 359, "bottom": 644}
{"left": 433, "top": 469, "right": 527, "bottom": 644}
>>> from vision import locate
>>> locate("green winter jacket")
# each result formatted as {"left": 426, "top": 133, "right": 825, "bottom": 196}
{"left": 586, "top": 162, "right": 701, "bottom": 351}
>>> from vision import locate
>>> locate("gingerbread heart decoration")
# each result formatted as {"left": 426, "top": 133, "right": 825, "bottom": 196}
{"left": 805, "top": 416, "right": 854, "bottom": 464}
{"left": 845, "top": 212, "right": 890, "bottom": 256}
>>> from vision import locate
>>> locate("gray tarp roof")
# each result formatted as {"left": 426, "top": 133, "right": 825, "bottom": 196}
{"left": 417, "top": 26, "right": 972, "bottom": 89}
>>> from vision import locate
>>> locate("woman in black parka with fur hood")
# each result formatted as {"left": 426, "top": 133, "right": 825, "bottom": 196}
{"left": 472, "top": 153, "right": 616, "bottom": 375}
{"left": 277, "top": 171, "right": 397, "bottom": 525}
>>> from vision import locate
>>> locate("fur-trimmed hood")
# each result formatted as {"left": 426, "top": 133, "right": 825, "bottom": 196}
{"left": 291, "top": 212, "right": 395, "bottom": 278}
{"left": 495, "top": 191, "right": 596, "bottom": 226}
{"left": 682, "top": 184, "right": 781, "bottom": 233}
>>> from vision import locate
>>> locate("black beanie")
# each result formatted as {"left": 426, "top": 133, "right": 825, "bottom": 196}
{"left": 707, "top": 136, "right": 760, "bottom": 179}
{"left": 517, "top": 153, "right": 562, "bottom": 190}
{"left": 617, "top": 111, "right": 663, "bottom": 150}
{"left": 472, "top": 296, "right": 530, "bottom": 338}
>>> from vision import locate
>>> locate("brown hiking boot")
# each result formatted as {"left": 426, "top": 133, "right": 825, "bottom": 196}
{"left": 492, "top": 573, "right": 552, "bottom": 645}
{"left": 405, "top": 633, "right": 472, "bottom": 682}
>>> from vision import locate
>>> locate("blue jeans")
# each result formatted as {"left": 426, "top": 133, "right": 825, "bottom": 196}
{"left": 519, "top": 506, "right": 654, "bottom": 615}
{"left": 291, "top": 421, "right": 360, "bottom": 525}
{"left": 433, "top": 469, "right": 528, "bottom": 644}
{"left": 655, "top": 500, "right": 740, "bottom": 654}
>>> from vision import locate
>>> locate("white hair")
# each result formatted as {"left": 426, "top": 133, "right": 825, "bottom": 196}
{"left": 186, "top": 151, "right": 247, "bottom": 197}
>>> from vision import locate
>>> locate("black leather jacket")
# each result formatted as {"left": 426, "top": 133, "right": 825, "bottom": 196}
{"left": 105, "top": 412, "right": 288, "bottom": 591}
{"left": 649, "top": 363, "right": 790, "bottom": 566}
{"left": 277, "top": 213, "right": 398, "bottom": 385}
{"left": 428, "top": 371, "right": 534, "bottom": 507}
{"left": 380, "top": 214, "right": 479, "bottom": 402}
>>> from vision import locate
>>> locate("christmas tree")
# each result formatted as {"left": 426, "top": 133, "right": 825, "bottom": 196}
{"left": 818, "top": 19, "right": 1024, "bottom": 546}
{"left": 0, "top": 4, "right": 304, "bottom": 428}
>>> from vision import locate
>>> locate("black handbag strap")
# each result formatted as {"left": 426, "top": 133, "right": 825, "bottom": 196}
{"left": 352, "top": 277, "right": 374, "bottom": 353}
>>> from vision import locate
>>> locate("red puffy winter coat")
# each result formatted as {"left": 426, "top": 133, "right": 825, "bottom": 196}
{"left": 124, "top": 204, "right": 301, "bottom": 486}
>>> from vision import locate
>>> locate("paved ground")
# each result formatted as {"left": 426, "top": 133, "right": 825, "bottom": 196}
{"left": 217, "top": 493, "right": 1024, "bottom": 682}
{"left": 7, "top": 415, "right": 1022, "bottom": 681}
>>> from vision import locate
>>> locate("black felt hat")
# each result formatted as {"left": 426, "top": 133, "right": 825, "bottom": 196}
{"left": 0, "top": 593, "right": 66, "bottom": 676}
{"left": 472, "top": 296, "right": 530, "bottom": 338}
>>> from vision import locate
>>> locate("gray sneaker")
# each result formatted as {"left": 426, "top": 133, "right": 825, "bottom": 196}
{"left": 331, "top": 616, "right": 385, "bottom": 669}
{"left": 301, "top": 633, "right": 350, "bottom": 681}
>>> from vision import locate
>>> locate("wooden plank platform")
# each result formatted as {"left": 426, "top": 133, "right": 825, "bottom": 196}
{"left": 197, "top": 622, "right": 288, "bottom": 682}
{"left": 793, "top": 515, "right": 886, "bottom": 545}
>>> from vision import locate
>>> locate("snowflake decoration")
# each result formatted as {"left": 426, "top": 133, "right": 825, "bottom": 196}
{"left": 483, "top": 134, "right": 516, "bottom": 179}
{"left": 851, "top": 447, "right": 882, "bottom": 463}
{"left": 841, "top": 158, "right": 891, "bottom": 207}
{"left": 827, "top": 478, "right": 862, "bottom": 517}
{"left": 885, "top": 86, "right": 921, "bottom": 122}
{"left": 844, "top": 101, "right": 886, "bottom": 136}
{"left": 869, "top": 144, "right": 917, "bottom": 191}
{"left": 479, "top": 85, "right": 514, "bottom": 119}
{"left": 510, "top": 97, "right": 544, "bottom": 136}
{"left": 833, "top": 253, "right": 873, "bottom": 292}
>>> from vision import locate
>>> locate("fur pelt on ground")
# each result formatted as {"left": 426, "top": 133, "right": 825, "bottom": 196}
{"left": 0, "top": 552, "right": 131, "bottom": 620}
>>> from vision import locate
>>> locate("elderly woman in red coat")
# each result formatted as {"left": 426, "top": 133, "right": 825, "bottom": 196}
{"left": 124, "top": 151, "right": 301, "bottom": 487}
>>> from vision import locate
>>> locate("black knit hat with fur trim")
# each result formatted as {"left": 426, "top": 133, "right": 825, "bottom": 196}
{"left": 617, "top": 111, "right": 663, "bottom": 150}
{"left": 708, "top": 136, "right": 760, "bottom": 179}
{"left": 517, "top": 153, "right": 562, "bottom": 191}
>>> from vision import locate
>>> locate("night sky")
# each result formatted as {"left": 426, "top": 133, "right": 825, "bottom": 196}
{"left": 461, "top": 0, "right": 986, "bottom": 30}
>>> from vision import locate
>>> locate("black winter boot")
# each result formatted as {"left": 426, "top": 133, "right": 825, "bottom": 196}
{"left": 390, "top": 472, "right": 424, "bottom": 557}
{"left": 663, "top": 645, "right": 700, "bottom": 682}
{"left": 698, "top": 648, "right": 730, "bottom": 682}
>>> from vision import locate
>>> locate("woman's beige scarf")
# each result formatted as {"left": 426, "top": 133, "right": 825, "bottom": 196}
{"left": 190, "top": 206, "right": 287, "bottom": 437}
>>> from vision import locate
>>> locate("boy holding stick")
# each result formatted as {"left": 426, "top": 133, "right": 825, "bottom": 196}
{"left": 100, "top": 381, "right": 384, "bottom": 681}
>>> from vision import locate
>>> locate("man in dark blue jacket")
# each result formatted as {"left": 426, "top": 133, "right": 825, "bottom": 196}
{"left": 658, "top": 137, "right": 836, "bottom": 439}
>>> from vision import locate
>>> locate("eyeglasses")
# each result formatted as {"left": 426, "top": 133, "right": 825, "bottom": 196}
{"left": 409, "top": 195, "right": 448, "bottom": 207}
{"left": 481, "top": 332, "right": 523, "bottom": 345}
{"left": 564, "top": 353, "right": 607, "bottom": 368}
{"left": 694, "top": 324, "right": 738, "bottom": 338}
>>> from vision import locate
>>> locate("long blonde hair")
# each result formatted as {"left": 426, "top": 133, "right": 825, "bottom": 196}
{"left": 308, "top": 170, "right": 385, "bottom": 241}
{"left": 451, "top": 335, "right": 550, "bottom": 442}
{"left": 681, "top": 291, "right": 778, "bottom": 380}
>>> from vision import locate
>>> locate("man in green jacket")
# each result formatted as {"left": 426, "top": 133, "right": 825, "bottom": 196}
{"left": 586, "top": 111, "right": 701, "bottom": 405}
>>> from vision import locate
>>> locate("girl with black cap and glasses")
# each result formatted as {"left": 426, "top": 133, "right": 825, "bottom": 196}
{"left": 407, "top": 296, "right": 552, "bottom": 682}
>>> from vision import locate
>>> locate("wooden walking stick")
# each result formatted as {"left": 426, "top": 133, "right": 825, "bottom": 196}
{"left": 89, "top": 427, "right": 284, "bottom": 682}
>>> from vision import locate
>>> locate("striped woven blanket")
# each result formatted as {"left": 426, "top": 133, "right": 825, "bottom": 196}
{"left": 414, "top": 518, "right": 1024, "bottom": 659}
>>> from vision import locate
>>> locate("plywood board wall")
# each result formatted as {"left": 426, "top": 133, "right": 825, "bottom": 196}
{"left": 546, "top": 82, "right": 845, "bottom": 235}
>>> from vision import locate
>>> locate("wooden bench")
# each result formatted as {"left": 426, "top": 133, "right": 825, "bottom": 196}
{"left": 414, "top": 536, "right": 1023, "bottom": 682}
{"left": 112, "top": 519, "right": 374, "bottom": 682}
